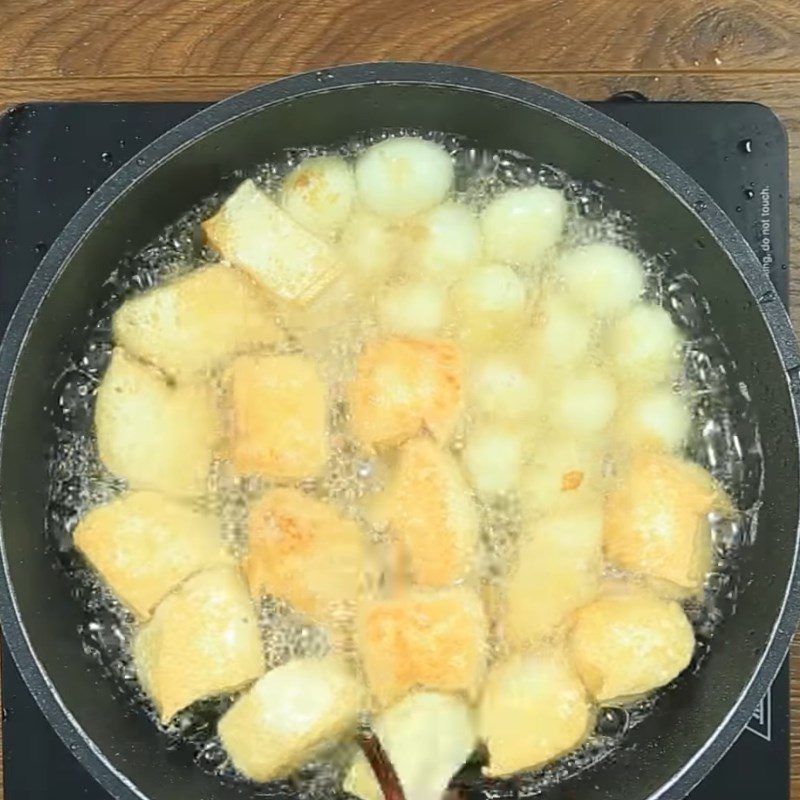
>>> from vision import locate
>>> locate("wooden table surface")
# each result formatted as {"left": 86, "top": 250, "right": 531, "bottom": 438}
{"left": 0, "top": 0, "right": 798, "bottom": 796}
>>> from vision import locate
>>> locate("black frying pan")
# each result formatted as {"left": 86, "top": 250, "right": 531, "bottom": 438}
{"left": 0, "top": 63, "right": 798, "bottom": 800}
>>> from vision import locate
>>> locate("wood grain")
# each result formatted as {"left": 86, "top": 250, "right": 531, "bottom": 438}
{"left": 0, "top": 0, "right": 799, "bottom": 797}
{"left": 1, "top": 0, "right": 800, "bottom": 78}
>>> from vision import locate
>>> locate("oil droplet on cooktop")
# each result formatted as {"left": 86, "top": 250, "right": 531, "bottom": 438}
{"left": 744, "top": 188, "right": 755, "bottom": 199}
{"left": 738, "top": 138, "right": 753, "bottom": 154}
{"left": 33, "top": 241, "right": 47, "bottom": 256}
{"left": 100, "top": 151, "right": 114, "bottom": 164}
{"left": 693, "top": 199, "right": 707, "bottom": 212}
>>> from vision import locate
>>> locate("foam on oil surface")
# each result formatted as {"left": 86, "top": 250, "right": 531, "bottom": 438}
{"left": 46, "top": 130, "right": 762, "bottom": 797}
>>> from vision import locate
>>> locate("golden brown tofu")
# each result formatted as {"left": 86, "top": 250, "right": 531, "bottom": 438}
{"left": 604, "top": 453, "right": 726, "bottom": 595}
{"left": 225, "top": 353, "right": 328, "bottom": 479}
{"left": 202, "top": 179, "right": 341, "bottom": 305}
{"left": 95, "top": 349, "right": 219, "bottom": 497}
{"left": 347, "top": 337, "right": 462, "bottom": 448}
{"left": 568, "top": 584, "right": 695, "bottom": 703}
{"left": 382, "top": 436, "right": 478, "bottom": 587}
{"left": 74, "top": 491, "right": 230, "bottom": 618}
{"left": 478, "top": 650, "right": 592, "bottom": 776}
{"left": 357, "top": 587, "right": 487, "bottom": 707}
{"left": 504, "top": 503, "right": 603, "bottom": 648}
{"left": 112, "top": 265, "right": 282, "bottom": 380}
{"left": 133, "top": 567, "right": 264, "bottom": 723}
{"left": 244, "top": 488, "right": 368, "bottom": 621}
{"left": 218, "top": 656, "right": 363, "bottom": 782}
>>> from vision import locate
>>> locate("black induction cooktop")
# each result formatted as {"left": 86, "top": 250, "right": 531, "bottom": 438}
{"left": 0, "top": 98, "right": 790, "bottom": 799}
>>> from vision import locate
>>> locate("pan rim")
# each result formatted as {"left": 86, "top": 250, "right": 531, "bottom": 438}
{"left": 0, "top": 61, "right": 797, "bottom": 800}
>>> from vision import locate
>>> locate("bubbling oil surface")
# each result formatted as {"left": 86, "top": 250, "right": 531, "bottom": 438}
{"left": 46, "top": 130, "right": 762, "bottom": 797}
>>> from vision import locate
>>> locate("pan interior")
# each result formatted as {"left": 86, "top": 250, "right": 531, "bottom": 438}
{"left": 0, "top": 79, "right": 797, "bottom": 800}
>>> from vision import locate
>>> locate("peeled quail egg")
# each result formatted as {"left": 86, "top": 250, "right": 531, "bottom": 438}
{"left": 557, "top": 242, "right": 644, "bottom": 317}
{"left": 481, "top": 186, "right": 567, "bottom": 267}
{"left": 608, "top": 303, "right": 682, "bottom": 387}
{"left": 549, "top": 368, "right": 617, "bottom": 436}
{"left": 281, "top": 155, "right": 356, "bottom": 237}
{"left": 407, "top": 202, "right": 482, "bottom": 284}
{"left": 463, "top": 426, "right": 523, "bottom": 496}
{"left": 617, "top": 388, "right": 691, "bottom": 452}
{"left": 340, "top": 210, "right": 400, "bottom": 284}
{"left": 469, "top": 356, "right": 540, "bottom": 421}
{"left": 454, "top": 263, "right": 527, "bottom": 346}
{"left": 529, "top": 292, "right": 594, "bottom": 367}
{"left": 356, "top": 137, "right": 454, "bottom": 218}
{"left": 520, "top": 436, "right": 604, "bottom": 517}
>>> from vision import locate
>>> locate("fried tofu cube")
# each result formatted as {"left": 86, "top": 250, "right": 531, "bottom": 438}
{"left": 504, "top": 504, "right": 603, "bottom": 648}
{"left": 225, "top": 354, "right": 328, "bottom": 479}
{"left": 568, "top": 584, "right": 695, "bottom": 703}
{"left": 357, "top": 587, "right": 487, "bottom": 707}
{"left": 218, "top": 656, "right": 363, "bottom": 782}
{"left": 604, "top": 453, "right": 726, "bottom": 595}
{"left": 95, "top": 349, "right": 219, "bottom": 497}
{"left": 478, "top": 650, "right": 592, "bottom": 776}
{"left": 133, "top": 567, "right": 264, "bottom": 722}
{"left": 74, "top": 491, "right": 231, "bottom": 618}
{"left": 347, "top": 337, "right": 462, "bottom": 448}
{"left": 345, "top": 692, "right": 476, "bottom": 800}
{"left": 382, "top": 437, "right": 478, "bottom": 587}
{"left": 112, "top": 265, "right": 282, "bottom": 380}
{"left": 244, "top": 488, "right": 368, "bottom": 620}
{"left": 202, "top": 179, "right": 341, "bottom": 305}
